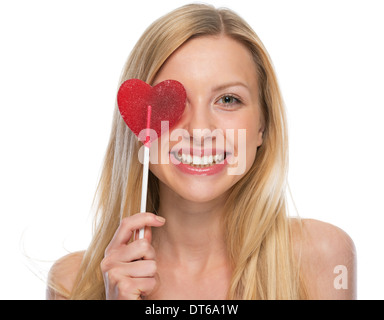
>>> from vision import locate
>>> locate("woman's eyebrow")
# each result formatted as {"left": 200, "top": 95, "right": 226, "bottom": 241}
{"left": 211, "top": 81, "right": 250, "bottom": 93}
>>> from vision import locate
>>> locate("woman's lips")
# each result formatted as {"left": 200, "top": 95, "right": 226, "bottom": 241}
{"left": 169, "top": 150, "right": 228, "bottom": 176}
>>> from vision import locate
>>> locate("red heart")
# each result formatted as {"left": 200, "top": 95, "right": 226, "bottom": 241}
{"left": 117, "top": 79, "right": 186, "bottom": 143}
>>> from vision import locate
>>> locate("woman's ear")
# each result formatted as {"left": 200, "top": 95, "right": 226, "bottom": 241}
{"left": 257, "top": 124, "right": 265, "bottom": 147}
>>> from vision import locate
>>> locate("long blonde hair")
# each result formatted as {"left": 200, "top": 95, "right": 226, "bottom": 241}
{"left": 68, "top": 3, "right": 306, "bottom": 299}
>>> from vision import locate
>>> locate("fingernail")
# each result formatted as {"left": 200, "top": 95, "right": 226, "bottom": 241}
{"left": 155, "top": 216, "right": 166, "bottom": 223}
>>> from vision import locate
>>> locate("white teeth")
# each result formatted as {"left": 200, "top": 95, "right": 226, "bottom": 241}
{"left": 173, "top": 153, "right": 225, "bottom": 166}
{"left": 192, "top": 156, "right": 199, "bottom": 165}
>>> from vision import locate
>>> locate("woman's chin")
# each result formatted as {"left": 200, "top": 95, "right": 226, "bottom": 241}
{"left": 178, "top": 191, "right": 227, "bottom": 204}
{"left": 159, "top": 178, "right": 229, "bottom": 204}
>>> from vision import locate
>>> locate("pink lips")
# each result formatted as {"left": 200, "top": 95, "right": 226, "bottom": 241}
{"left": 169, "top": 149, "right": 228, "bottom": 176}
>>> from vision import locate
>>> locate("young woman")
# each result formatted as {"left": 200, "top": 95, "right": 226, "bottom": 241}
{"left": 47, "top": 4, "right": 356, "bottom": 300}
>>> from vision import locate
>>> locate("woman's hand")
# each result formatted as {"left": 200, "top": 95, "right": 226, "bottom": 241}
{"left": 101, "top": 212, "right": 165, "bottom": 300}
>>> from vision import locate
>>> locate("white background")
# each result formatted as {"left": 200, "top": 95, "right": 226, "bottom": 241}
{"left": 0, "top": 0, "right": 383, "bottom": 299}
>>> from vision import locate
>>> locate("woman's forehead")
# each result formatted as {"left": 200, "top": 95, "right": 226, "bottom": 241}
{"left": 154, "top": 35, "right": 258, "bottom": 90}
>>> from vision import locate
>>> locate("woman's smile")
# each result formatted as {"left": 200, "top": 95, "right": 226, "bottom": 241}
{"left": 169, "top": 147, "right": 228, "bottom": 176}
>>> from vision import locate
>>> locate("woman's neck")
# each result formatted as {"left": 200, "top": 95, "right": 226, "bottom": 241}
{"left": 152, "top": 182, "right": 229, "bottom": 273}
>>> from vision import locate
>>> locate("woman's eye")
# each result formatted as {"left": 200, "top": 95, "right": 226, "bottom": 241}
{"left": 216, "top": 95, "right": 242, "bottom": 107}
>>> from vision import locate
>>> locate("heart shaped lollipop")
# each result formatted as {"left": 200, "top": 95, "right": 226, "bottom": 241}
{"left": 117, "top": 78, "right": 186, "bottom": 240}
{"left": 117, "top": 79, "right": 186, "bottom": 143}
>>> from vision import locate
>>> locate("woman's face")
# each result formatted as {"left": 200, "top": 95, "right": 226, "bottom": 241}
{"left": 149, "top": 35, "right": 264, "bottom": 203}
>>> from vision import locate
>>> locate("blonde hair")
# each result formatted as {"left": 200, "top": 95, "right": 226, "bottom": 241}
{"left": 66, "top": 3, "right": 306, "bottom": 299}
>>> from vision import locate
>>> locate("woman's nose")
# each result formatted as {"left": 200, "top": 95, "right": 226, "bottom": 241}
{"left": 179, "top": 99, "right": 216, "bottom": 145}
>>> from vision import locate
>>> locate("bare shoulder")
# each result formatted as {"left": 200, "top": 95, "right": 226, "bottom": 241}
{"left": 290, "top": 218, "right": 357, "bottom": 299}
{"left": 46, "top": 251, "right": 85, "bottom": 300}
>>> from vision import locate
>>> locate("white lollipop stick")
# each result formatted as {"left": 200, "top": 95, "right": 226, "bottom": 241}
{"left": 138, "top": 105, "right": 152, "bottom": 239}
